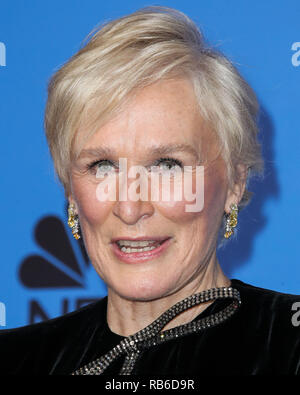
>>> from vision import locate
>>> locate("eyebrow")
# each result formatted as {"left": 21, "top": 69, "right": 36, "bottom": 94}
{"left": 78, "top": 143, "right": 200, "bottom": 161}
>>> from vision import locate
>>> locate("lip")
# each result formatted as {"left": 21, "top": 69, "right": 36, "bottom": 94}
{"left": 111, "top": 236, "right": 170, "bottom": 243}
{"left": 110, "top": 236, "right": 172, "bottom": 264}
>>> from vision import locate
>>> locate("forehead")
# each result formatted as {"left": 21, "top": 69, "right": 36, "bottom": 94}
{"left": 75, "top": 78, "right": 219, "bottom": 159}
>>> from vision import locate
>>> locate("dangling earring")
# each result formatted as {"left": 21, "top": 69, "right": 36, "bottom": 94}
{"left": 68, "top": 203, "right": 81, "bottom": 240}
{"left": 224, "top": 203, "right": 238, "bottom": 239}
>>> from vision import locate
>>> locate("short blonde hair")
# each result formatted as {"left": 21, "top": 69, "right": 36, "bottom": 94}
{"left": 44, "top": 6, "right": 263, "bottom": 212}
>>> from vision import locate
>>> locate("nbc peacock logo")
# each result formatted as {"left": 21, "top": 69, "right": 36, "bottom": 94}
{"left": 19, "top": 206, "right": 106, "bottom": 324}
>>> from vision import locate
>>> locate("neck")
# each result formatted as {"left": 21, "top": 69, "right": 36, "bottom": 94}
{"left": 106, "top": 254, "right": 230, "bottom": 337}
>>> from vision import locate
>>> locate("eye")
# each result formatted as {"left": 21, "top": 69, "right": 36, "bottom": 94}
{"left": 87, "top": 160, "right": 116, "bottom": 177}
{"left": 152, "top": 157, "right": 183, "bottom": 173}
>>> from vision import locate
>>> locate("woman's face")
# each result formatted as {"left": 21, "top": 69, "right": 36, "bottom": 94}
{"left": 69, "top": 78, "right": 236, "bottom": 301}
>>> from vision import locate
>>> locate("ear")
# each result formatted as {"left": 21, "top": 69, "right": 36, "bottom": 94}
{"left": 67, "top": 191, "right": 73, "bottom": 205}
{"left": 224, "top": 164, "right": 248, "bottom": 213}
{"left": 67, "top": 194, "right": 78, "bottom": 213}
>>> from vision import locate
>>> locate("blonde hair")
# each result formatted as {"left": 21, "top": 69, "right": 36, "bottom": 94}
{"left": 44, "top": 6, "right": 264, "bottom": 214}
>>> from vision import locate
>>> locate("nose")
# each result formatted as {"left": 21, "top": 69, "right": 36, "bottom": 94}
{"left": 112, "top": 199, "right": 154, "bottom": 225}
{"left": 112, "top": 174, "right": 155, "bottom": 225}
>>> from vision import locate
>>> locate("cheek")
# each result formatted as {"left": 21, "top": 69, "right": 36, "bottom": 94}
{"left": 156, "top": 199, "right": 195, "bottom": 223}
{"left": 203, "top": 174, "right": 226, "bottom": 220}
{"left": 71, "top": 177, "right": 113, "bottom": 226}
{"left": 154, "top": 174, "right": 203, "bottom": 223}
{"left": 155, "top": 168, "right": 226, "bottom": 226}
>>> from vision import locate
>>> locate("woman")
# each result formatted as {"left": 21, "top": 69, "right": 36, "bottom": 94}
{"left": 1, "top": 6, "right": 299, "bottom": 375}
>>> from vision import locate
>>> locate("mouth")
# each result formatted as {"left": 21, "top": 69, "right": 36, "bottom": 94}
{"left": 110, "top": 236, "right": 172, "bottom": 263}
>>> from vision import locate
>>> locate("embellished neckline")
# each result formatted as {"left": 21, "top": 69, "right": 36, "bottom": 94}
{"left": 104, "top": 288, "right": 230, "bottom": 340}
{"left": 72, "top": 281, "right": 241, "bottom": 375}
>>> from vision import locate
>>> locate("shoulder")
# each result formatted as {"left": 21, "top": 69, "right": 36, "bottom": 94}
{"left": 231, "top": 278, "right": 300, "bottom": 312}
{"left": 0, "top": 296, "right": 107, "bottom": 340}
{"left": 0, "top": 297, "right": 108, "bottom": 374}
{"left": 231, "top": 278, "right": 300, "bottom": 374}
{"left": 231, "top": 278, "right": 300, "bottom": 326}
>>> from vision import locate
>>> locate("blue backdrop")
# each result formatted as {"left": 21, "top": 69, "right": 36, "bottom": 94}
{"left": 0, "top": 0, "right": 299, "bottom": 329}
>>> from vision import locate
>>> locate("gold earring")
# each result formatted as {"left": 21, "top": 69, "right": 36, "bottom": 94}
{"left": 68, "top": 203, "right": 81, "bottom": 240}
{"left": 224, "top": 203, "right": 238, "bottom": 239}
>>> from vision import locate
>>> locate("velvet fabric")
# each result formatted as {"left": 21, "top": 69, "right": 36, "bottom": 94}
{"left": 0, "top": 279, "right": 299, "bottom": 375}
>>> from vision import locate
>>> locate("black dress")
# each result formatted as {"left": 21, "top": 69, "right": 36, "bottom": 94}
{"left": 0, "top": 279, "right": 299, "bottom": 375}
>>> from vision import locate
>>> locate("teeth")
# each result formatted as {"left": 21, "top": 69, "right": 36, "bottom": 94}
{"left": 115, "top": 239, "right": 167, "bottom": 253}
{"left": 117, "top": 240, "right": 157, "bottom": 247}
{"left": 120, "top": 246, "right": 157, "bottom": 253}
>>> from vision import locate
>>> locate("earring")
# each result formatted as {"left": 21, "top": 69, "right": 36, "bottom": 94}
{"left": 68, "top": 203, "right": 81, "bottom": 240}
{"left": 224, "top": 203, "right": 238, "bottom": 239}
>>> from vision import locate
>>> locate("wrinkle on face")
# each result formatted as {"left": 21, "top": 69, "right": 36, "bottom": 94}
{"left": 69, "top": 78, "right": 231, "bottom": 304}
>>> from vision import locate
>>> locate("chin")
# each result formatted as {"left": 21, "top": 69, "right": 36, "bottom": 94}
{"left": 112, "top": 277, "right": 173, "bottom": 302}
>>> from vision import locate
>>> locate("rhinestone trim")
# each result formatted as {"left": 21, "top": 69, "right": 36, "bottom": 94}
{"left": 71, "top": 286, "right": 241, "bottom": 375}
